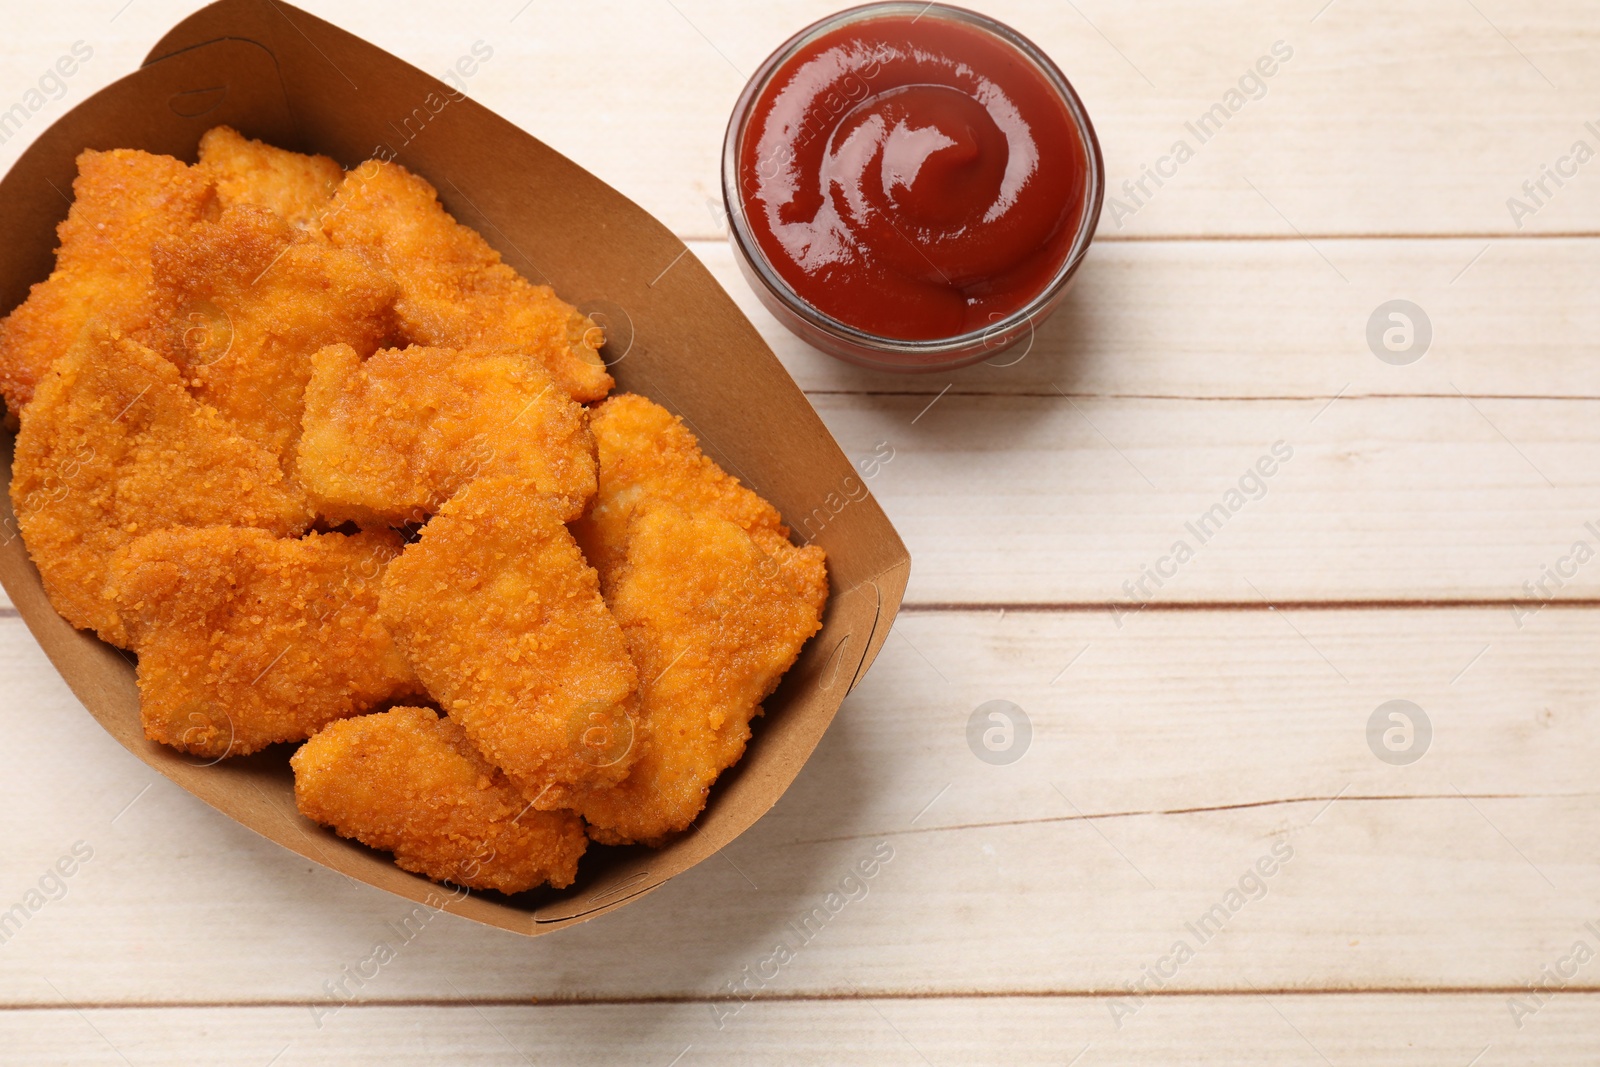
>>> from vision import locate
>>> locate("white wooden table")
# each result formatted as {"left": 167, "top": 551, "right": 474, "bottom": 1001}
{"left": 4, "top": 1, "right": 1600, "bottom": 1062}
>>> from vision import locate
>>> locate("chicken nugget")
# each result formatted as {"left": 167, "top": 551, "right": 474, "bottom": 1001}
{"left": 297, "top": 343, "right": 596, "bottom": 527}
{"left": 322, "top": 159, "right": 611, "bottom": 403}
{"left": 0, "top": 149, "right": 213, "bottom": 417}
{"left": 292, "top": 706, "right": 588, "bottom": 892}
{"left": 575, "top": 393, "right": 828, "bottom": 612}
{"left": 197, "top": 125, "right": 342, "bottom": 230}
{"left": 10, "top": 330, "right": 309, "bottom": 646}
{"left": 147, "top": 205, "right": 397, "bottom": 470}
{"left": 111, "top": 527, "right": 419, "bottom": 758}
{"left": 379, "top": 475, "right": 640, "bottom": 808}
{"left": 571, "top": 507, "right": 824, "bottom": 845}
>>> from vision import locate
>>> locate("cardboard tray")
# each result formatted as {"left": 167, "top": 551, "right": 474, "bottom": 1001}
{"left": 0, "top": 0, "right": 910, "bottom": 935}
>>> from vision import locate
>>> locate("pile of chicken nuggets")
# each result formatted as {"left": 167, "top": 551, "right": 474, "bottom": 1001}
{"left": 2, "top": 128, "right": 827, "bottom": 894}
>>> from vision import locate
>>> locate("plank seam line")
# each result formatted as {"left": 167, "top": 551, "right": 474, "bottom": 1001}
{"left": 791, "top": 792, "right": 1600, "bottom": 846}
{"left": 802, "top": 391, "right": 1600, "bottom": 402}
{"left": 3, "top": 988, "right": 1594, "bottom": 1011}
{"left": 898, "top": 599, "right": 1600, "bottom": 614}
{"left": 7, "top": 601, "right": 1588, "bottom": 620}
{"left": 679, "top": 231, "right": 1600, "bottom": 245}
{"left": 4, "top": 601, "right": 1597, "bottom": 621}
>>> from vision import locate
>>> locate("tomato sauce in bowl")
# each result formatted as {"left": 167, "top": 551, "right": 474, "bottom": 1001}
{"left": 723, "top": 3, "right": 1103, "bottom": 370}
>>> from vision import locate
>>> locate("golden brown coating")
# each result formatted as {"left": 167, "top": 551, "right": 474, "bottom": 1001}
{"left": 572, "top": 507, "right": 825, "bottom": 845}
{"left": 292, "top": 706, "right": 588, "bottom": 892}
{"left": 378, "top": 475, "right": 640, "bottom": 808}
{"left": 0, "top": 149, "right": 214, "bottom": 418}
{"left": 10, "top": 331, "right": 309, "bottom": 646}
{"left": 197, "top": 125, "right": 343, "bottom": 231}
{"left": 575, "top": 393, "right": 828, "bottom": 612}
{"left": 147, "top": 205, "right": 397, "bottom": 472}
{"left": 297, "top": 343, "right": 596, "bottom": 527}
{"left": 111, "top": 527, "right": 419, "bottom": 758}
{"left": 321, "top": 159, "right": 611, "bottom": 403}
{"left": 4, "top": 129, "right": 831, "bottom": 894}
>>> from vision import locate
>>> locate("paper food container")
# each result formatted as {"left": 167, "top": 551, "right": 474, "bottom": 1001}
{"left": 0, "top": 0, "right": 910, "bottom": 935}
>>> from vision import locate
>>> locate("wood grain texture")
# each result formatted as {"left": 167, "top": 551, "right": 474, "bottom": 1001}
{"left": 2, "top": 995, "right": 1595, "bottom": 1067}
{"left": 8, "top": 389, "right": 1599, "bottom": 610}
{"left": 261, "top": 0, "right": 1600, "bottom": 240}
{"left": 3, "top": 1, "right": 1600, "bottom": 241}
{"left": 817, "top": 392, "right": 1600, "bottom": 605}
{"left": 695, "top": 238, "right": 1600, "bottom": 399}
{"left": 3, "top": 610, "right": 1598, "bottom": 1003}
{"left": 0, "top": 1, "right": 1597, "bottom": 1062}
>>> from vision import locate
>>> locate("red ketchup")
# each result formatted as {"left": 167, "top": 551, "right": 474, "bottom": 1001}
{"left": 736, "top": 10, "right": 1090, "bottom": 341}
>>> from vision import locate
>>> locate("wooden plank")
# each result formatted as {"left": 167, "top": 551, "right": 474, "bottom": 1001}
{"left": 2, "top": 609, "right": 1598, "bottom": 1001}
{"left": 3, "top": 995, "right": 1598, "bottom": 1066}
{"left": 3, "top": 7, "right": 1598, "bottom": 406}
{"left": 692, "top": 237, "right": 1600, "bottom": 399}
{"left": 5, "top": 2, "right": 1600, "bottom": 240}
{"left": 814, "top": 392, "right": 1600, "bottom": 605}
{"left": 0, "top": 5, "right": 1592, "bottom": 1060}
{"left": 302, "top": 0, "right": 1600, "bottom": 240}
{"left": 7, "top": 7, "right": 1597, "bottom": 409}
{"left": 4, "top": 390, "right": 1599, "bottom": 608}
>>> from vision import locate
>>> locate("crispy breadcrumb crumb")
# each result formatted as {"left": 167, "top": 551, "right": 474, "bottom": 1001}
{"left": 147, "top": 205, "right": 396, "bottom": 471}
{"left": 10, "top": 330, "right": 309, "bottom": 646}
{"left": 293, "top": 706, "right": 587, "bottom": 893}
{"left": 297, "top": 343, "right": 595, "bottom": 527}
{"left": 572, "top": 507, "right": 824, "bottom": 845}
{"left": 0, "top": 149, "right": 214, "bottom": 417}
{"left": 575, "top": 393, "right": 827, "bottom": 612}
{"left": 112, "top": 526, "right": 419, "bottom": 757}
{"left": 197, "top": 125, "right": 343, "bottom": 231}
{"left": 322, "top": 159, "right": 611, "bottom": 403}
{"left": 379, "top": 475, "right": 640, "bottom": 809}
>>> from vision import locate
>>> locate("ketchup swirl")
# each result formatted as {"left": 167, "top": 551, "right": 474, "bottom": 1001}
{"left": 737, "top": 12, "right": 1089, "bottom": 340}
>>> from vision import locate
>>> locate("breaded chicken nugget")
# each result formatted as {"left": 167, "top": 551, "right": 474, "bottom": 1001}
{"left": 572, "top": 507, "right": 824, "bottom": 845}
{"left": 111, "top": 527, "right": 419, "bottom": 758}
{"left": 575, "top": 394, "right": 828, "bottom": 612}
{"left": 147, "top": 205, "right": 396, "bottom": 470}
{"left": 292, "top": 706, "right": 588, "bottom": 892}
{"left": 10, "top": 331, "right": 309, "bottom": 645}
{"left": 379, "top": 475, "right": 640, "bottom": 808}
{"left": 0, "top": 149, "right": 214, "bottom": 417}
{"left": 322, "top": 159, "right": 611, "bottom": 403}
{"left": 197, "top": 125, "right": 342, "bottom": 230}
{"left": 297, "top": 344, "right": 596, "bottom": 527}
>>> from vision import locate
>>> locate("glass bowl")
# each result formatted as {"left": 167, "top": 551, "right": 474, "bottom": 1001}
{"left": 721, "top": 1, "right": 1105, "bottom": 372}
